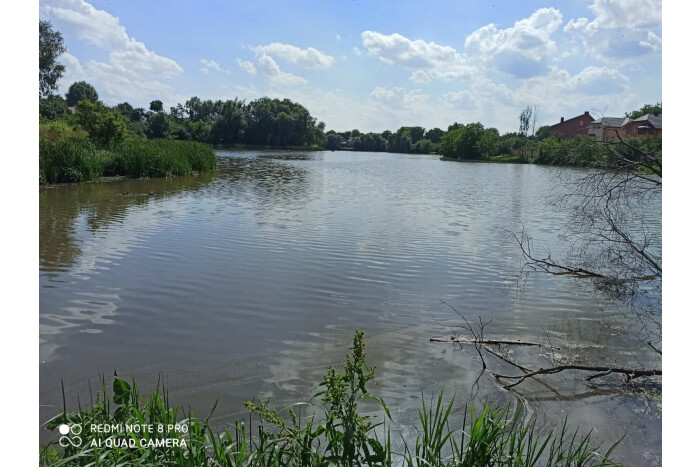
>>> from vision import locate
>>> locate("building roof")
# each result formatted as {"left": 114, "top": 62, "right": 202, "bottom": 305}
{"left": 632, "top": 113, "right": 662, "bottom": 129}
{"left": 549, "top": 111, "right": 593, "bottom": 128}
{"left": 590, "top": 117, "right": 625, "bottom": 128}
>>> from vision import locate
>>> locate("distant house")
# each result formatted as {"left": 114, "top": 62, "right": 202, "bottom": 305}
{"left": 588, "top": 117, "right": 626, "bottom": 142}
{"left": 67, "top": 106, "right": 76, "bottom": 114}
{"left": 622, "top": 114, "right": 662, "bottom": 138}
{"left": 549, "top": 111, "right": 594, "bottom": 138}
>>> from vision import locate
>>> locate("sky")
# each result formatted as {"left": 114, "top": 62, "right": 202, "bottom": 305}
{"left": 39, "top": 0, "right": 662, "bottom": 134}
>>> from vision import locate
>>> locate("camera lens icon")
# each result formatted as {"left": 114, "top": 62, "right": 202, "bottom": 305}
{"left": 58, "top": 424, "right": 82, "bottom": 447}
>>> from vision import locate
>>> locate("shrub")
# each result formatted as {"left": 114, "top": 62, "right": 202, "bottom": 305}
{"left": 76, "top": 99, "right": 127, "bottom": 147}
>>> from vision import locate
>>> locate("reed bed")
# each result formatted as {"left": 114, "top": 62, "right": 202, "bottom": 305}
{"left": 39, "top": 123, "right": 217, "bottom": 184}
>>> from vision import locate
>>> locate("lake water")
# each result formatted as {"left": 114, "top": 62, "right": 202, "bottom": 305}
{"left": 39, "top": 150, "right": 661, "bottom": 465}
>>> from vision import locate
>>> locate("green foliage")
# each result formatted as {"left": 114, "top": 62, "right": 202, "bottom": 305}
{"left": 40, "top": 95, "right": 68, "bottom": 121}
{"left": 244, "top": 97, "right": 325, "bottom": 147}
{"left": 352, "top": 133, "right": 388, "bottom": 152}
{"left": 440, "top": 123, "right": 490, "bottom": 159}
{"left": 76, "top": 99, "right": 127, "bottom": 147}
{"left": 414, "top": 139, "right": 436, "bottom": 154}
{"left": 325, "top": 132, "right": 343, "bottom": 150}
{"left": 39, "top": 131, "right": 107, "bottom": 184}
{"left": 40, "top": 331, "right": 621, "bottom": 466}
{"left": 114, "top": 102, "right": 134, "bottom": 119}
{"left": 39, "top": 121, "right": 216, "bottom": 184}
{"left": 209, "top": 99, "right": 245, "bottom": 145}
{"left": 426, "top": 127, "right": 445, "bottom": 143}
{"left": 39, "top": 21, "right": 66, "bottom": 97}
{"left": 65, "top": 81, "right": 99, "bottom": 107}
{"left": 625, "top": 103, "right": 661, "bottom": 119}
{"left": 111, "top": 138, "right": 217, "bottom": 178}
{"left": 147, "top": 112, "right": 172, "bottom": 139}
{"left": 535, "top": 136, "right": 608, "bottom": 166}
{"left": 149, "top": 100, "right": 164, "bottom": 112}
{"left": 536, "top": 125, "right": 551, "bottom": 139}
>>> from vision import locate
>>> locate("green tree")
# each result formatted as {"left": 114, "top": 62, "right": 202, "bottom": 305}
{"left": 408, "top": 126, "right": 425, "bottom": 142}
{"left": 39, "top": 21, "right": 66, "bottom": 97}
{"left": 325, "top": 132, "right": 343, "bottom": 150}
{"left": 426, "top": 127, "right": 445, "bottom": 143}
{"left": 440, "top": 122, "right": 487, "bottom": 159}
{"left": 210, "top": 99, "right": 246, "bottom": 145}
{"left": 149, "top": 100, "right": 164, "bottom": 112}
{"left": 39, "top": 95, "right": 68, "bottom": 121}
{"left": 76, "top": 99, "right": 127, "bottom": 147}
{"left": 625, "top": 103, "right": 662, "bottom": 119}
{"left": 535, "top": 125, "right": 551, "bottom": 139}
{"left": 147, "top": 111, "right": 171, "bottom": 138}
{"left": 130, "top": 107, "right": 147, "bottom": 123}
{"left": 115, "top": 102, "right": 134, "bottom": 119}
{"left": 65, "top": 81, "right": 99, "bottom": 106}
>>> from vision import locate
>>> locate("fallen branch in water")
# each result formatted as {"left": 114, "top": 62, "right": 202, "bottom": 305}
{"left": 430, "top": 336, "right": 554, "bottom": 348}
{"left": 648, "top": 341, "right": 662, "bottom": 355}
{"left": 493, "top": 365, "right": 662, "bottom": 390}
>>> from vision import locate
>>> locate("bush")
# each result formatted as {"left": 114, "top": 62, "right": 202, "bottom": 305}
{"left": 535, "top": 135, "right": 608, "bottom": 166}
{"left": 39, "top": 95, "right": 68, "bottom": 121}
{"left": 76, "top": 99, "right": 127, "bottom": 147}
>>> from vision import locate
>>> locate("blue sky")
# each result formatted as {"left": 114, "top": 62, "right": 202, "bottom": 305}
{"left": 40, "top": 0, "right": 662, "bottom": 133}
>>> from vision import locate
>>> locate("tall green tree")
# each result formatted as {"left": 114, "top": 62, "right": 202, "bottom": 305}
{"left": 39, "top": 21, "right": 67, "bottom": 97}
{"left": 149, "top": 100, "right": 164, "bottom": 112}
{"left": 65, "top": 81, "right": 99, "bottom": 106}
{"left": 426, "top": 128, "right": 445, "bottom": 143}
{"left": 147, "top": 112, "right": 171, "bottom": 138}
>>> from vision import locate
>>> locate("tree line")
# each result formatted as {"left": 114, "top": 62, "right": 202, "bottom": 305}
{"left": 40, "top": 20, "right": 660, "bottom": 161}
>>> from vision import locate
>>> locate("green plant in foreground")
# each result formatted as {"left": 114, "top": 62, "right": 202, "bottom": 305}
{"left": 41, "top": 330, "right": 622, "bottom": 466}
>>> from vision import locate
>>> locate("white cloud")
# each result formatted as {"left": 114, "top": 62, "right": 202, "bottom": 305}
{"left": 564, "top": 0, "right": 661, "bottom": 61}
{"left": 361, "top": 31, "right": 475, "bottom": 82}
{"left": 352, "top": 47, "right": 362, "bottom": 57}
{"left": 237, "top": 55, "right": 307, "bottom": 86}
{"left": 200, "top": 59, "right": 230, "bottom": 74}
{"left": 369, "top": 87, "right": 429, "bottom": 108}
{"left": 237, "top": 59, "right": 257, "bottom": 76}
{"left": 464, "top": 8, "right": 563, "bottom": 78}
{"left": 362, "top": 9, "right": 563, "bottom": 82}
{"left": 252, "top": 43, "right": 334, "bottom": 69}
{"left": 40, "top": 0, "right": 183, "bottom": 105}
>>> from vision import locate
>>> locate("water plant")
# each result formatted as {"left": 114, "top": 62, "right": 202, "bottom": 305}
{"left": 40, "top": 331, "right": 622, "bottom": 466}
{"left": 39, "top": 122, "right": 217, "bottom": 184}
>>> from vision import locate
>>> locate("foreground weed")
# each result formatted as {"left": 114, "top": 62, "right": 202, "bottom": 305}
{"left": 41, "top": 330, "right": 621, "bottom": 466}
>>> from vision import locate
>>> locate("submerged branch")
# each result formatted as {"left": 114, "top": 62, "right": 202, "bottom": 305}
{"left": 493, "top": 365, "right": 662, "bottom": 390}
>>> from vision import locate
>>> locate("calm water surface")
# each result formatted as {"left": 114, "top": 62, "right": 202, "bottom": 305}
{"left": 39, "top": 151, "right": 661, "bottom": 465}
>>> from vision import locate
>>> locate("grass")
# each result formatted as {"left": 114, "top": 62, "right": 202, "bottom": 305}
{"left": 40, "top": 330, "right": 622, "bottom": 466}
{"left": 39, "top": 123, "right": 217, "bottom": 184}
